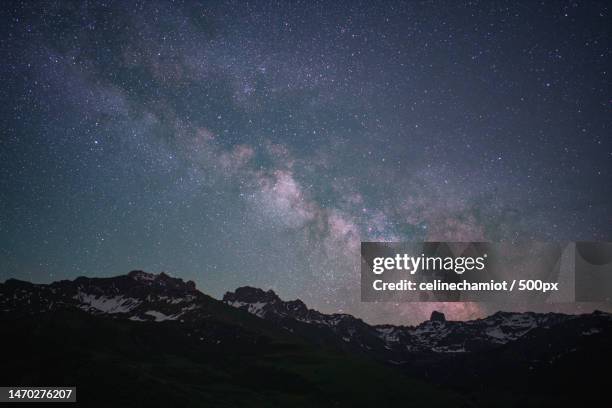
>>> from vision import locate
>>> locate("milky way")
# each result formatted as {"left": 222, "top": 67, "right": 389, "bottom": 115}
{"left": 1, "top": 1, "right": 610, "bottom": 324}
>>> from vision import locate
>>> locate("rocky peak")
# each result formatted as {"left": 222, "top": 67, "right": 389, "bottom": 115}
{"left": 223, "top": 286, "right": 281, "bottom": 304}
{"left": 430, "top": 311, "right": 446, "bottom": 322}
{"left": 223, "top": 287, "right": 312, "bottom": 320}
{"left": 283, "top": 299, "right": 308, "bottom": 314}
{"left": 126, "top": 270, "right": 197, "bottom": 292}
{"left": 128, "top": 270, "right": 157, "bottom": 281}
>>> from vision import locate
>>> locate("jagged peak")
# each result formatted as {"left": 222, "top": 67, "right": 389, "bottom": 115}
{"left": 222, "top": 287, "right": 313, "bottom": 319}
{"left": 126, "top": 270, "right": 197, "bottom": 291}
{"left": 128, "top": 270, "right": 158, "bottom": 281}
{"left": 223, "top": 286, "right": 281, "bottom": 304}
{"left": 285, "top": 298, "right": 308, "bottom": 311}
{"left": 430, "top": 311, "right": 446, "bottom": 322}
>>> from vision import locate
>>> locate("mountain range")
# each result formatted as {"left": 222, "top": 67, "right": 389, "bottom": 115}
{"left": 1, "top": 271, "right": 610, "bottom": 407}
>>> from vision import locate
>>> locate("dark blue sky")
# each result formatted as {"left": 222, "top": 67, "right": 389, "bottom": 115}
{"left": 1, "top": 1, "right": 610, "bottom": 323}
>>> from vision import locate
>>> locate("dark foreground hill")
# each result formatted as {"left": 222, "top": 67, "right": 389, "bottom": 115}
{"left": 1, "top": 271, "right": 610, "bottom": 407}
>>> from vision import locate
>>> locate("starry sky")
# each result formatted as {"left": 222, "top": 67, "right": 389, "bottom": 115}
{"left": 1, "top": 1, "right": 611, "bottom": 324}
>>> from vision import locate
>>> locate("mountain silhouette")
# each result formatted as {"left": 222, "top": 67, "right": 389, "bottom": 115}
{"left": 1, "top": 271, "right": 610, "bottom": 407}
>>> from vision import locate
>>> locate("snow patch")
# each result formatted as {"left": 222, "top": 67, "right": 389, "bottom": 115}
{"left": 75, "top": 292, "right": 141, "bottom": 314}
{"left": 226, "top": 300, "right": 268, "bottom": 317}
{"left": 144, "top": 310, "right": 177, "bottom": 321}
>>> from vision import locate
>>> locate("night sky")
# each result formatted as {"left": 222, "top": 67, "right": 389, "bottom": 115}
{"left": 1, "top": 1, "right": 610, "bottom": 324}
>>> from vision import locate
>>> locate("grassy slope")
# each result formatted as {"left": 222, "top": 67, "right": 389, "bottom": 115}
{"left": 1, "top": 310, "right": 463, "bottom": 407}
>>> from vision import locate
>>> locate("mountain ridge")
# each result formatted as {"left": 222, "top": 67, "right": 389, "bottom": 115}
{"left": 2, "top": 271, "right": 610, "bottom": 357}
{"left": 2, "top": 270, "right": 611, "bottom": 406}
